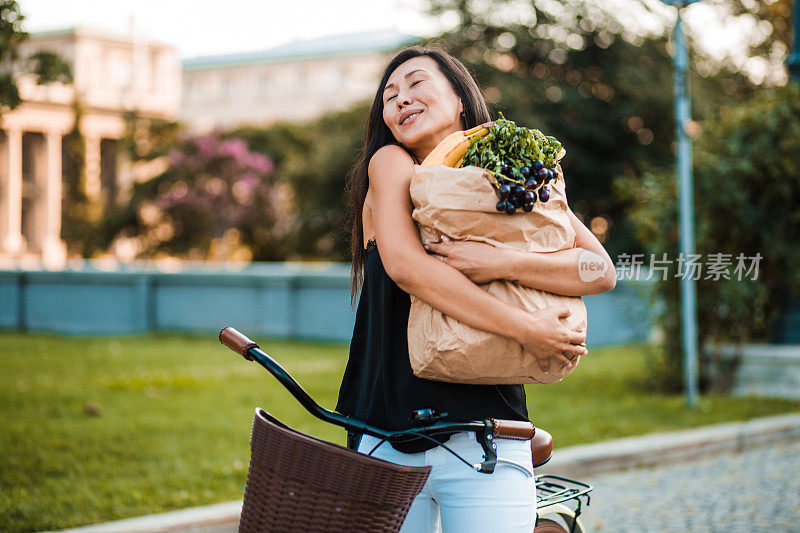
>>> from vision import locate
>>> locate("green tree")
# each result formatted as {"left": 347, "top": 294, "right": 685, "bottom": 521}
{"left": 60, "top": 100, "right": 104, "bottom": 257}
{"left": 105, "top": 132, "right": 286, "bottom": 261}
{"left": 726, "top": 0, "right": 792, "bottom": 64}
{"left": 118, "top": 110, "right": 182, "bottom": 162}
{"left": 618, "top": 84, "right": 800, "bottom": 392}
{"left": 0, "top": 1, "right": 72, "bottom": 112}
{"left": 231, "top": 103, "right": 368, "bottom": 261}
{"left": 425, "top": 0, "right": 764, "bottom": 257}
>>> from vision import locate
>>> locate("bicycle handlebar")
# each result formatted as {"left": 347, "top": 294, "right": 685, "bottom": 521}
{"left": 219, "top": 326, "right": 535, "bottom": 472}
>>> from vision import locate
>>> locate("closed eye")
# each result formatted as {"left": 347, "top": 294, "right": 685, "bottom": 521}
{"left": 385, "top": 80, "right": 423, "bottom": 103}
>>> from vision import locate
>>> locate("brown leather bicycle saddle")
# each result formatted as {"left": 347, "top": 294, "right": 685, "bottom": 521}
{"left": 531, "top": 427, "right": 553, "bottom": 468}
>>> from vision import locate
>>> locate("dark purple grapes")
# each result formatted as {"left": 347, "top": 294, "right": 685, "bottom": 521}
{"left": 538, "top": 185, "right": 550, "bottom": 202}
{"left": 488, "top": 157, "right": 559, "bottom": 214}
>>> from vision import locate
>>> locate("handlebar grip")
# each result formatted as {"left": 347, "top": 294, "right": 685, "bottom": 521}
{"left": 490, "top": 418, "right": 536, "bottom": 440}
{"left": 219, "top": 327, "right": 258, "bottom": 361}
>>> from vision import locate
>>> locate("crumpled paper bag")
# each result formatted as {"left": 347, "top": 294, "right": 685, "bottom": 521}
{"left": 407, "top": 164, "right": 587, "bottom": 384}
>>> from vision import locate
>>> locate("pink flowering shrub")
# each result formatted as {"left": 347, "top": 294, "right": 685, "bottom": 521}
{"left": 131, "top": 132, "right": 290, "bottom": 260}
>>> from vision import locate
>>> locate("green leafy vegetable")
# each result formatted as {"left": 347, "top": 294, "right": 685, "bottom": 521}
{"left": 460, "top": 112, "right": 563, "bottom": 182}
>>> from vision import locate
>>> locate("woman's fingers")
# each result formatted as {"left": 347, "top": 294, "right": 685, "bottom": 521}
{"left": 553, "top": 352, "right": 573, "bottom": 366}
{"left": 562, "top": 343, "right": 588, "bottom": 357}
{"left": 425, "top": 242, "right": 450, "bottom": 256}
{"left": 565, "top": 328, "right": 587, "bottom": 345}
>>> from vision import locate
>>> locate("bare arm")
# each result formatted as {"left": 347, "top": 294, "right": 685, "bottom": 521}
{"left": 369, "top": 145, "right": 586, "bottom": 364}
{"left": 426, "top": 208, "right": 617, "bottom": 296}
{"left": 501, "top": 207, "right": 617, "bottom": 296}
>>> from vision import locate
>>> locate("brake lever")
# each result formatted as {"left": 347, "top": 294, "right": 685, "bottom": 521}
{"left": 475, "top": 420, "right": 497, "bottom": 474}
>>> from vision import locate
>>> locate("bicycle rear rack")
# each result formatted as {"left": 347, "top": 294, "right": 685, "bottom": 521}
{"left": 536, "top": 474, "right": 592, "bottom": 533}
{"left": 536, "top": 474, "right": 592, "bottom": 508}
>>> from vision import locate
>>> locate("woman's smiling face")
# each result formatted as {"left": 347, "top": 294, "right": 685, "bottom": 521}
{"left": 381, "top": 55, "right": 464, "bottom": 159}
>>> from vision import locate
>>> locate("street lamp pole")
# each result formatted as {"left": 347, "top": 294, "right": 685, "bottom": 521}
{"left": 662, "top": 0, "right": 701, "bottom": 408}
{"left": 789, "top": 0, "right": 800, "bottom": 82}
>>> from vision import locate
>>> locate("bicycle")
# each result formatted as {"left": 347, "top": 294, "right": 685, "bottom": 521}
{"left": 219, "top": 326, "right": 592, "bottom": 532}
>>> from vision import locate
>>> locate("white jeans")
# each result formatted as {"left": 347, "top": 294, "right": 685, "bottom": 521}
{"left": 358, "top": 431, "right": 537, "bottom": 532}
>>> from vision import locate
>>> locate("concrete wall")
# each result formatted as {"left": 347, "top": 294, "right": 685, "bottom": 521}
{"left": 0, "top": 263, "right": 654, "bottom": 345}
{"left": 705, "top": 344, "right": 800, "bottom": 400}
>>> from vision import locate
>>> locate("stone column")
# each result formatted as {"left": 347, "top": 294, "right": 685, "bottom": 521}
{"left": 1, "top": 127, "right": 25, "bottom": 255}
{"left": 41, "top": 130, "right": 67, "bottom": 269}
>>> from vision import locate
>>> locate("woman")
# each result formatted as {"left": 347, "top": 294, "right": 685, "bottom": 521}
{"left": 336, "top": 45, "right": 616, "bottom": 532}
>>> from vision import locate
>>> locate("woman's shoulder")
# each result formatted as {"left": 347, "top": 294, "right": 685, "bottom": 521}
{"left": 369, "top": 144, "right": 414, "bottom": 169}
{"left": 368, "top": 144, "right": 416, "bottom": 181}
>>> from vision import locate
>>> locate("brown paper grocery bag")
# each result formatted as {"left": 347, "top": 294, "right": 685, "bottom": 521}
{"left": 407, "top": 164, "right": 587, "bottom": 384}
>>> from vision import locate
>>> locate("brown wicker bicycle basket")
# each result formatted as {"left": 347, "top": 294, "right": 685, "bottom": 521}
{"left": 239, "top": 408, "right": 432, "bottom": 532}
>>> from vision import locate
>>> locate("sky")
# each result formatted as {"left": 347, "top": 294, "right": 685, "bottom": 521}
{"left": 19, "top": 0, "right": 787, "bottom": 84}
{"left": 20, "top": 0, "right": 451, "bottom": 58}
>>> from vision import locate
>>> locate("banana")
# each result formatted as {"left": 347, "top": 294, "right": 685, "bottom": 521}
{"left": 420, "top": 122, "right": 493, "bottom": 167}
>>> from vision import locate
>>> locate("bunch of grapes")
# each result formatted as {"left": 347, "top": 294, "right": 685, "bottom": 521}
{"left": 493, "top": 161, "right": 558, "bottom": 214}
{"left": 460, "top": 114, "right": 563, "bottom": 215}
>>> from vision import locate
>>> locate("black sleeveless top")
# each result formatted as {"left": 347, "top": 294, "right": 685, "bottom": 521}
{"left": 336, "top": 238, "right": 529, "bottom": 454}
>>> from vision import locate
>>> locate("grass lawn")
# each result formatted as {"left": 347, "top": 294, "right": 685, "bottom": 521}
{"left": 1, "top": 331, "right": 798, "bottom": 532}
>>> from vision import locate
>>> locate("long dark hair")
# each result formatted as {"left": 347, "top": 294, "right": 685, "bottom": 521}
{"left": 344, "top": 45, "right": 492, "bottom": 307}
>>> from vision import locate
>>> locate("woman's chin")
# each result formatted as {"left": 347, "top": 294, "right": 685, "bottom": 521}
{"left": 397, "top": 123, "right": 437, "bottom": 147}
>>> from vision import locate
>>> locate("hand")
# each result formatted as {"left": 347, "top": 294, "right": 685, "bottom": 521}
{"left": 424, "top": 237, "right": 508, "bottom": 284}
{"left": 514, "top": 305, "right": 587, "bottom": 372}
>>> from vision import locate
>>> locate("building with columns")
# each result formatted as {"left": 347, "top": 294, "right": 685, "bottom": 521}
{"left": 180, "top": 31, "right": 416, "bottom": 131}
{"left": 0, "top": 27, "right": 181, "bottom": 268}
{"left": 1, "top": 29, "right": 413, "bottom": 267}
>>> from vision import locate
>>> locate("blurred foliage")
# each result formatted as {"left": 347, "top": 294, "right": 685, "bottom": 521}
{"left": 726, "top": 0, "right": 793, "bottom": 61}
{"left": 90, "top": 0, "right": 793, "bottom": 269}
{"left": 61, "top": 110, "right": 184, "bottom": 258}
{"left": 104, "top": 132, "right": 288, "bottom": 261}
{"left": 230, "top": 104, "right": 368, "bottom": 261}
{"left": 425, "top": 0, "right": 766, "bottom": 257}
{"left": 27, "top": 50, "right": 72, "bottom": 84}
{"left": 119, "top": 111, "right": 182, "bottom": 162}
{"left": 79, "top": 114, "right": 184, "bottom": 259}
{"left": 617, "top": 84, "right": 800, "bottom": 392}
{"left": 0, "top": 1, "right": 72, "bottom": 113}
{"left": 61, "top": 100, "right": 104, "bottom": 257}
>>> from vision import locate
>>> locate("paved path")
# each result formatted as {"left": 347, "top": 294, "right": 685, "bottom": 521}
{"left": 61, "top": 415, "right": 800, "bottom": 532}
{"left": 573, "top": 438, "right": 800, "bottom": 532}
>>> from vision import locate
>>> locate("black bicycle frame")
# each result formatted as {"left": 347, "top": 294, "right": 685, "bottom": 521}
{"left": 243, "top": 344, "right": 500, "bottom": 472}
